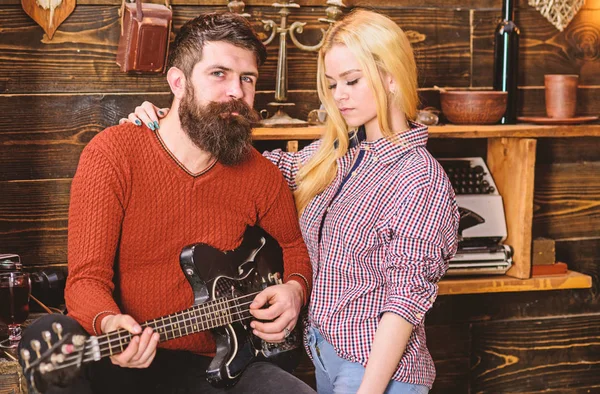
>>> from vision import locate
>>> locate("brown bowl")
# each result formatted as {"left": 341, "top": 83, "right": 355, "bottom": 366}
{"left": 440, "top": 90, "right": 507, "bottom": 125}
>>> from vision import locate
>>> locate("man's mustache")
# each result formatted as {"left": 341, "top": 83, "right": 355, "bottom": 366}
{"left": 204, "top": 100, "right": 259, "bottom": 124}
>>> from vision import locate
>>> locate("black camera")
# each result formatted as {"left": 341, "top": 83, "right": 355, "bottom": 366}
{"left": 30, "top": 268, "right": 67, "bottom": 308}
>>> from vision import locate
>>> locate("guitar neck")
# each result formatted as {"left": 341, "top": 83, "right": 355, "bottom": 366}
{"left": 91, "top": 296, "right": 252, "bottom": 359}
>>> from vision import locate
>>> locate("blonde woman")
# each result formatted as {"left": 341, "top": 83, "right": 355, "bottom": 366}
{"left": 124, "top": 9, "right": 459, "bottom": 394}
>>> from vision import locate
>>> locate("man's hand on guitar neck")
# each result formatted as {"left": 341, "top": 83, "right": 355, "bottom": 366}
{"left": 249, "top": 280, "right": 304, "bottom": 343}
{"left": 100, "top": 314, "right": 160, "bottom": 368}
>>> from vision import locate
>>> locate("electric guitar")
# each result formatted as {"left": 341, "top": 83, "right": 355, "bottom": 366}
{"left": 18, "top": 227, "right": 302, "bottom": 393}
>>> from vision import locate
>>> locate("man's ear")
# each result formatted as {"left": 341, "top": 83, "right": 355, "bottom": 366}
{"left": 167, "top": 67, "right": 186, "bottom": 99}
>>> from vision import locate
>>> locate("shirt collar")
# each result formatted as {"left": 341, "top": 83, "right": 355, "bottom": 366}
{"left": 350, "top": 122, "right": 429, "bottom": 165}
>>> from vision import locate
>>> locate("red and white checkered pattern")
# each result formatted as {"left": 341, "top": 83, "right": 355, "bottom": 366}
{"left": 266, "top": 123, "right": 459, "bottom": 388}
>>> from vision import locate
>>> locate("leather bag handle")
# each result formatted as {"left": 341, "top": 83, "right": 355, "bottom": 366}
{"left": 120, "top": 0, "right": 172, "bottom": 34}
{"left": 135, "top": 0, "right": 143, "bottom": 22}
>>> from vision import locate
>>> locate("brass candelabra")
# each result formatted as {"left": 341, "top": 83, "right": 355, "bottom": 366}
{"left": 227, "top": 0, "right": 251, "bottom": 17}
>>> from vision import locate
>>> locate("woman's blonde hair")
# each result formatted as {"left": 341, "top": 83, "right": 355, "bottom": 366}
{"left": 294, "top": 9, "right": 419, "bottom": 214}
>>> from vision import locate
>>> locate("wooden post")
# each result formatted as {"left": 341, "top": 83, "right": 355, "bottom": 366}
{"left": 286, "top": 140, "right": 299, "bottom": 153}
{"left": 487, "top": 137, "right": 537, "bottom": 279}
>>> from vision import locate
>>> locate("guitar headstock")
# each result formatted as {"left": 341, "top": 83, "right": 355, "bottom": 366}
{"left": 18, "top": 314, "right": 89, "bottom": 393}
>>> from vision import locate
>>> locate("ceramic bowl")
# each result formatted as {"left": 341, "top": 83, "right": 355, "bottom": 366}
{"left": 440, "top": 90, "right": 508, "bottom": 125}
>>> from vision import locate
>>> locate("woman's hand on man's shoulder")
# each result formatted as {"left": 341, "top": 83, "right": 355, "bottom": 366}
{"left": 118, "top": 101, "right": 169, "bottom": 131}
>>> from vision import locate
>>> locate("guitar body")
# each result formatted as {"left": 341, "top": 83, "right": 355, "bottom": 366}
{"left": 180, "top": 226, "right": 299, "bottom": 387}
{"left": 18, "top": 226, "right": 301, "bottom": 393}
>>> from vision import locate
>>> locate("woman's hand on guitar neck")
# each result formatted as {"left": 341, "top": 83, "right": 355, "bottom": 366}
{"left": 248, "top": 280, "right": 304, "bottom": 343}
{"left": 101, "top": 314, "right": 160, "bottom": 369}
{"left": 119, "top": 101, "right": 169, "bottom": 130}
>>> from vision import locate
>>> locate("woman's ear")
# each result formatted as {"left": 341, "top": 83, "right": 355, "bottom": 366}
{"left": 167, "top": 67, "right": 186, "bottom": 99}
{"left": 387, "top": 74, "right": 398, "bottom": 95}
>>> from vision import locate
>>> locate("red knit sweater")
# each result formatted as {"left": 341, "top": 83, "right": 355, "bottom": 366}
{"left": 65, "top": 124, "right": 312, "bottom": 356}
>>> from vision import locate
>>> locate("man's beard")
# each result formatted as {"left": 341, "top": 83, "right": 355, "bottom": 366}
{"left": 179, "top": 86, "right": 260, "bottom": 166}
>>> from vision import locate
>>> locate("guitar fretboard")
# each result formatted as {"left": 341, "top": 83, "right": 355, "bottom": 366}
{"left": 95, "top": 296, "right": 253, "bottom": 359}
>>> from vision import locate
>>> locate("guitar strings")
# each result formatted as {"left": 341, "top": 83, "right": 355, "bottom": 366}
{"left": 64, "top": 296, "right": 258, "bottom": 363}
{"left": 54, "top": 302, "right": 256, "bottom": 370}
{"left": 52, "top": 307, "right": 258, "bottom": 371}
{"left": 49, "top": 290, "right": 276, "bottom": 371}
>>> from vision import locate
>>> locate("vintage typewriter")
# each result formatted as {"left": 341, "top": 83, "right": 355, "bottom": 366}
{"left": 438, "top": 157, "right": 513, "bottom": 276}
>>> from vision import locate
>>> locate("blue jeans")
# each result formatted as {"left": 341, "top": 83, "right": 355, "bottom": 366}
{"left": 306, "top": 326, "right": 430, "bottom": 394}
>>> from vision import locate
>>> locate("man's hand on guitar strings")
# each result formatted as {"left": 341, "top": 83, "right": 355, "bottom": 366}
{"left": 249, "top": 281, "right": 303, "bottom": 343}
{"left": 100, "top": 314, "right": 160, "bottom": 368}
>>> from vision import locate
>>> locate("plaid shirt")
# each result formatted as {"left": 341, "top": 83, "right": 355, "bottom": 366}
{"left": 265, "top": 122, "right": 459, "bottom": 388}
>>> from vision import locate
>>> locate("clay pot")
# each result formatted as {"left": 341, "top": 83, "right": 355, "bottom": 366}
{"left": 545, "top": 74, "right": 578, "bottom": 119}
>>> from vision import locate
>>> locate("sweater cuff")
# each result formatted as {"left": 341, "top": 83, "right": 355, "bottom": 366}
{"left": 285, "top": 273, "right": 310, "bottom": 307}
{"left": 92, "top": 310, "right": 119, "bottom": 335}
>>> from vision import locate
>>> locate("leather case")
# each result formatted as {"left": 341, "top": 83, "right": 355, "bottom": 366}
{"left": 116, "top": 0, "right": 172, "bottom": 73}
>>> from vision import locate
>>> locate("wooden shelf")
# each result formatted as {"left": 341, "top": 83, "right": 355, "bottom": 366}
{"left": 438, "top": 270, "right": 592, "bottom": 296}
{"left": 252, "top": 123, "right": 600, "bottom": 140}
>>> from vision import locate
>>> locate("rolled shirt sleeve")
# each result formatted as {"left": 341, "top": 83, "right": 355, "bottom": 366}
{"left": 381, "top": 183, "right": 459, "bottom": 326}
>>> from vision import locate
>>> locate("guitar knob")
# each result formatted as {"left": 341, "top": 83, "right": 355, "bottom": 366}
{"left": 268, "top": 273, "right": 281, "bottom": 284}
{"left": 20, "top": 349, "right": 30, "bottom": 368}
{"left": 30, "top": 340, "right": 42, "bottom": 358}
{"left": 72, "top": 335, "right": 86, "bottom": 347}
{"left": 52, "top": 322, "right": 63, "bottom": 340}
{"left": 42, "top": 331, "right": 52, "bottom": 348}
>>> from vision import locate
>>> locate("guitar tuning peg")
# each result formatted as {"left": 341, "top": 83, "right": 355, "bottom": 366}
{"left": 72, "top": 335, "right": 86, "bottom": 347}
{"left": 30, "top": 339, "right": 42, "bottom": 358}
{"left": 20, "top": 349, "right": 30, "bottom": 368}
{"left": 50, "top": 353, "right": 65, "bottom": 365}
{"left": 52, "top": 322, "right": 63, "bottom": 340}
{"left": 39, "top": 362, "right": 55, "bottom": 374}
{"left": 42, "top": 331, "right": 52, "bottom": 348}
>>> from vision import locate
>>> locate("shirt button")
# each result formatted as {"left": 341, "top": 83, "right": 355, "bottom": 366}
{"left": 351, "top": 171, "right": 357, "bottom": 177}
{"left": 363, "top": 146, "right": 370, "bottom": 151}
{"left": 372, "top": 156, "right": 379, "bottom": 162}
{"left": 415, "top": 313, "right": 423, "bottom": 320}
{"left": 430, "top": 296, "right": 436, "bottom": 303}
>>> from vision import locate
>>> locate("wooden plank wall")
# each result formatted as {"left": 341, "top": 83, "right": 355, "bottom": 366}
{"left": 1, "top": 0, "right": 599, "bottom": 392}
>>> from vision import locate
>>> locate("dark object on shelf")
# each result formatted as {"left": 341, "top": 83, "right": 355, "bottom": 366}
{"left": 116, "top": 0, "right": 172, "bottom": 73}
{"left": 30, "top": 269, "right": 66, "bottom": 308}
{"left": 493, "top": 0, "right": 520, "bottom": 124}
{"left": 532, "top": 238, "right": 555, "bottom": 266}
{"left": 0, "top": 254, "right": 21, "bottom": 273}
{"left": 440, "top": 91, "right": 507, "bottom": 125}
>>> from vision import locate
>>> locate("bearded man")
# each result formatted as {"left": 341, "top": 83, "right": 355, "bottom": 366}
{"left": 62, "top": 12, "right": 314, "bottom": 394}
